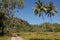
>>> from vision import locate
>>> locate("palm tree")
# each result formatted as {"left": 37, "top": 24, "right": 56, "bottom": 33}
{"left": 44, "top": 2, "right": 58, "bottom": 32}
{"left": 33, "top": 0, "right": 47, "bottom": 32}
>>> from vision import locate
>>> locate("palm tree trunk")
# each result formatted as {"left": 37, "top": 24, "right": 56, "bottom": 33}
{"left": 50, "top": 16, "right": 54, "bottom": 32}
{"left": 42, "top": 14, "right": 46, "bottom": 32}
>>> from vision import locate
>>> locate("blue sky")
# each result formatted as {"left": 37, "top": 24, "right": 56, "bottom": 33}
{"left": 14, "top": 0, "right": 60, "bottom": 25}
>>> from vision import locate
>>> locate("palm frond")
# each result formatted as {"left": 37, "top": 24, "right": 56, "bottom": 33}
{"left": 39, "top": 11, "right": 42, "bottom": 17}
{"left": 34, "top": 9, "right": 38, "bottom": 15}
{"left": 35, "top": 0, "right": 43, "bottom": 8}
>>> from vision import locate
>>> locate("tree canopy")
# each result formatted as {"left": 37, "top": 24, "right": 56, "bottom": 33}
{"left": 0, "top": 0, "right": 24, "bottom": 17}
{"left": 0, "top": 0, "right": 24, "bottom": 34}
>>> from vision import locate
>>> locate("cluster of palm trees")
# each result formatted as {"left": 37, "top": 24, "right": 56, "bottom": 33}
{"left": 33, "top": 0, "right": 58, "bottom": 32}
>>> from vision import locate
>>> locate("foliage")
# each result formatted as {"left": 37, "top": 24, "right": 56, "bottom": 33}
{"left": 33, "top": 0, "right": 47, "bottom": 32}
{"left": 33, "top": 0, "right": 58, "bottom": 32}
{"left": 1, "top": 17, "right": 60, "bottom": 33}
{"left": 0, "top": 0, "right": 24, "bottom": 34}
{"left": 0, "top": 12, "right": 8, "bottom": 34}
{"left": 0, "top": 0, "right": 24, "bottom": 19}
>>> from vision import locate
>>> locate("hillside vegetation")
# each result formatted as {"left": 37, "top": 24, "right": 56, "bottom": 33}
{"left": 0, "top": 17, "right": 60, "bottom": 33}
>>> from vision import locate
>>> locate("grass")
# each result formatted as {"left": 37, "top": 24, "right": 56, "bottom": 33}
{"left": 18, "top": 32, "right": 60, "bottom": 40}
{"left": 0, "top": 32, "right": 60, "bottom": 40}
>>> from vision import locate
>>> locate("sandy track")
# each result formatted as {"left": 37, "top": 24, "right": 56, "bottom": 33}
{"left": 10, "top": 36, "right": 24, "bottom": 40}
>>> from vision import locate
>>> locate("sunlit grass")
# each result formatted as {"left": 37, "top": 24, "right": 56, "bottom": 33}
{"left": 18, "top": 32, "right": 60, "bottom": 40}
{"left": 0, "top": 32, "right": 60, "bottom": 40}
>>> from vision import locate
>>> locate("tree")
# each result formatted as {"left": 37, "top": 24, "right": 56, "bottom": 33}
{"left": 33, "top": 0, "right": 47, "bottom": 32}
{"left": 0, "top": 0, "right": 24, "bottom": 33}
{"left": 0, "top": 0, "right": 24, "bottom": 18}
{"left": 44, "top": 2, "right": 58, "bottom": 32}
{"left": 0, "top": 12, "right": 7, "bottom": 34}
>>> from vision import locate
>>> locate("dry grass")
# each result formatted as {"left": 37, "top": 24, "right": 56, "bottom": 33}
{"left": 18, "top": 32, "right": 60, "bottom": 40}
{"left": 0, "top": 32, "right": 60, "bottom": 40}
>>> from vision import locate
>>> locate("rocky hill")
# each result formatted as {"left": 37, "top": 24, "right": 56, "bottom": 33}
{"left": 4, "top": 17, "right": 30, "bottom": 33}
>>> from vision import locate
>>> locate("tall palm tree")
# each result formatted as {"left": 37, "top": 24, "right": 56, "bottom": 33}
{"left": 33, "top": 0, "right": 47, "bottom": 32}
{"left": 44, "top": 2, "right": 58, "bottom": 32}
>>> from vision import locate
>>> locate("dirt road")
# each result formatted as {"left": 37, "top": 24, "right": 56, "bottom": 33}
{"left": 11, "top": 36, "right": 24, "bottom": 40}
{"left": 7, "top": 34, "right": 24, "bottom": 40}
